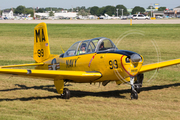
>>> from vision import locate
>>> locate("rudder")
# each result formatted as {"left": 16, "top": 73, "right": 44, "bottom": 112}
{"left": 33, "top": 22, "right": 50, "bottom": 63}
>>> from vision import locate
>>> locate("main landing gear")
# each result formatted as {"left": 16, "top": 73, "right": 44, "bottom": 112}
{"left": 54, "top": 80, "right": 71, "bottom": 99}
{"left": 61, "top": 88, "right": 70, "bottom": 99}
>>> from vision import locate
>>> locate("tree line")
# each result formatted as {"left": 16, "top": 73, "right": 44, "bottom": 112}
{"left": 90, "top": 5, "right": 167, "bottom": 16}
{"left": 2, "top": 5, "right": 34, "bottom": 16}
{"left": 1, "top": 5, "right": 167, "bottom": 17}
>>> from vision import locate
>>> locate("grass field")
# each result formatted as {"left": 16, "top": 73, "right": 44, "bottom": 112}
{"left": 0, "top": 23, "right": 180, "bottom": 120}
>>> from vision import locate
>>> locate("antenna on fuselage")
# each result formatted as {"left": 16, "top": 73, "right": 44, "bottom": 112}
{"left": 60, "top": 45, "right": 65, "bottom": 53}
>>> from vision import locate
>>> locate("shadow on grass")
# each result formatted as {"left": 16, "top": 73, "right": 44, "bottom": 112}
{"left": 0, "top": 83, "right": 180, "bottom": 102}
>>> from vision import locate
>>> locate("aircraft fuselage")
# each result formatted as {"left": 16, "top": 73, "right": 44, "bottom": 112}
{"left": 36, "top": 50, "right": 143, "bottom": 83}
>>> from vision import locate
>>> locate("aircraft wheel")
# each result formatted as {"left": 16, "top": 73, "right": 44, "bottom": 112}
{"left": 61, "top": 88, "right": 70, "bottom": 99}
{"left": 131, "top": 90, "right": 138, "bottom": 99}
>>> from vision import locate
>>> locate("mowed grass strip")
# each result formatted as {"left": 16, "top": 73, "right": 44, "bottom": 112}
{"left": 0, "top": 23, "right": 180, "bottom": 120}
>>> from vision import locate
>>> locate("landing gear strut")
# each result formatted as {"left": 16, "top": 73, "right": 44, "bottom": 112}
{"left": 134, "top": 74, "right": 143, "bottom": 93}
{"left": 61, "top": 88, "right": 70, "bottom": 99}
{"left": 130, "top": 77, "right": 138, "bottom": 99}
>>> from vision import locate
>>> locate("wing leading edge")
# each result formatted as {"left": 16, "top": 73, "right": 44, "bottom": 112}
{"left": 0, "top": 63, "right": 44, "bottom": 68}
{"left": 139, "top": 59, "right": 180, "bottom": 73}
{"left": 0, "top": 68, "right": 102, "bottom": 82}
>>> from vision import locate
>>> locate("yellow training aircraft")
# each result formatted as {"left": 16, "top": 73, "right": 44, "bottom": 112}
{"left": 0, "top": 22, "right": 180, "bottom": 99}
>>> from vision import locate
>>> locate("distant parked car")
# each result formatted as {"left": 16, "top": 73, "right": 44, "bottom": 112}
{"left": 127, "top": 15, "right": 133, "bottom": 19}
{"left": 177, "top": 15, "right": 180, "bottom": 18}
{"left": 132, "top": 14, "right": 150, "bottom": 20}
{"left": 165, "top": 16, "right": 172, "bottom": 19}
{"left": 121, "top": 16, "right": 127, "bottom": 20}
{"left": 4, "top": 17, "right": 8, "bottom": 20}
{"left": 156, "top": 16, "right": 163, "bottom": 19}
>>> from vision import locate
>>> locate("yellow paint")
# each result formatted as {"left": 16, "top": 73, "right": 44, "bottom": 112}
{"left": 1, "top": 22, "right": 180, "bottom": 96}
{"left": 60, "top": 45, "right": 65, "bottom": 53}
{"left": 151, "top": 17, "right": 156, "bottom": 20}
{"left": 33, "top": 22, "right": 50, "bottom": 63}
{"left": 139, "top": 59, "right": 180, "bottom": 73}
{"left": 0, "top": 63, "right": 44, "bottom": 68}
{"left": 54, "top": 80, "right": 64, "bottom": 94}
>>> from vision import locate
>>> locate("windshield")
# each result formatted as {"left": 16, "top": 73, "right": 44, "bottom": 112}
{"left": 97, "top": 39, "right": 116, "bottom": 51}
{"left": 64, "top": 41, "right": 80, "bottom": 57}
{"left": 63, "top": 37, "right": 117, "bottom": 57}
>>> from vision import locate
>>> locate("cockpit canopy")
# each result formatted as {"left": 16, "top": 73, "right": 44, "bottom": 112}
{"left": 63, "top": 37, "right": 117, "bottom": 57}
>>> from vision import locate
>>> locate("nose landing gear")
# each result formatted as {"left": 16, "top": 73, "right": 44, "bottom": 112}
{"left": 129, "top": 74, "right": 144, "bottom": 99}
{"left": 130, "top": 76, "right": 138, "bottom": 99}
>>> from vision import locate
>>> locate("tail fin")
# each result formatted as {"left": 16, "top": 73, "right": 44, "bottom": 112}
{"left": 33, "top": 22, "right": 50, "bottom": 63}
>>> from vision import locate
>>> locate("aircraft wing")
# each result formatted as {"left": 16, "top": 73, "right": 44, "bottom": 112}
{"left": 139, "top": 59, "right": 180, "bottom": 73}
{"left": 0, "top": 63, "right": 44, "bottom": 68}
{"left": 0, "top": 68, "right": 102, "bottom": 82}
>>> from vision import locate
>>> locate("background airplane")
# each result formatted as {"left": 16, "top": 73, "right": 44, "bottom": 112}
{"left": 0, "top": 22, "right": 180, "bottom": 99}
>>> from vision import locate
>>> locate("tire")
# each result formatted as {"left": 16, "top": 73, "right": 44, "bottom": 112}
{"left": 131, "top": 91, "right": 138, "bottom": 99}
{"left": 62, "top": 88, "right": 70, "bottom": 99}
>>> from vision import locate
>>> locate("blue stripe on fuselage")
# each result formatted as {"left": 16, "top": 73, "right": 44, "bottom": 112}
{"left": 97, "top": 50, "right": 139, "bottom": 57}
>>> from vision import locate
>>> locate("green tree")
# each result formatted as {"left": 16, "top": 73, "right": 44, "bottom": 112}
{"left": 74, "top": 6, "right": 80, "bottom": 12}
{"left": 104, "top": 6, "right": 116, "bottom": 16}
{"left": 147, "top": 6, "right": 155, "bottom": 9}
{"left": 49, "top": 11, "right": 54, "bottom": 16}
{"left": 78, "top": 9, "right": 90, "bottom": 16}
{"left": 116, "top": 4, "right": 128, "bottom": 16}
{"left": 57, "top": 8, "right": 64, "bottom": 12}
{"left": 158, "top": 7, "right": 166, "bottom": 11}
{"left": 25, "top": 9, "right": 34, "bottom": 17}
{"left": 90, "top": 6, "right": 99, "bottom": 15}
{"left": 80, "top": 6, "right": 86, "bottom": 10}
{"left": 132, "top": 6, "right": 145, "bottom": 14}
{"left": 98, "top": 7, "right": 105, "bottom": 16}
{"left": 36, "top": 8, "right": 44, "bottom": 13}
{"left": 45, "top": 7, "right": 51, "bottom": 11}
{"left": 14, "top": 5, "right": 25, "bottom": 14}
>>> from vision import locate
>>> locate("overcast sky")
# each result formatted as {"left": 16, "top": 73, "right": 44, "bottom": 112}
{"left": 0, "top": 0, "right": 179, "bottom": 10}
